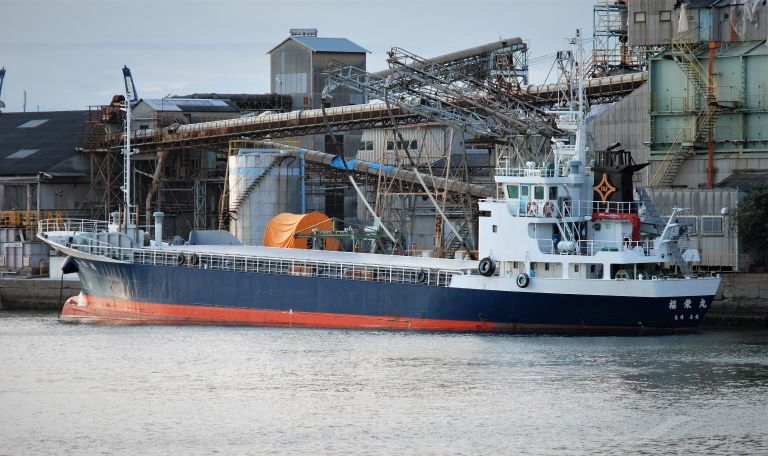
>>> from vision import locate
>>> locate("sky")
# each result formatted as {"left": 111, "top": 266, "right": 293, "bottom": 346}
{"left": 0, "top": 0, "right": 595, "bottom": 113}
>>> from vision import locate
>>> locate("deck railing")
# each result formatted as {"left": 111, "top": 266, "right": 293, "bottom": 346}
{"left": 38, "top": 219, "right": 465, "bottom": 288}
{"left": 38, "top": 218, "right": 109, "bottom": 235}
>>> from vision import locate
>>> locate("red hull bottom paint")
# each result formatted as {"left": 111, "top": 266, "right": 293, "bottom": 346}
{"left": 60, "top": 294, "right": 691, "bottom": 334}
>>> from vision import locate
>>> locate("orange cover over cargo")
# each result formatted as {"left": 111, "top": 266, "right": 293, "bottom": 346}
{"left": 263, "top": 212, "right": 339, "bottom": 250}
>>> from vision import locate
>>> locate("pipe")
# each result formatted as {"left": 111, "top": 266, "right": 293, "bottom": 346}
{"left": 372, "top": 37, "right": 524, "bottom": 78}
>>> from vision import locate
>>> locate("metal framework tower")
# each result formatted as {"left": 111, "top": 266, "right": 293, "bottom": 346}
{"left": 591, "top": 0, "right": 638, "bottom": 77}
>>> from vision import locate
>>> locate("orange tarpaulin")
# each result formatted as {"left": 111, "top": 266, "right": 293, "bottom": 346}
{"left": 263, "top": 212, "right": 340, "bottom": 250}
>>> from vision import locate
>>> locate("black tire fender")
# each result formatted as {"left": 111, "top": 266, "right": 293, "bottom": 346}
{"left": 417, "top": 270, "right": 428, "bottom": 283}
{"left": 478, "top": 257, "right": 496, "bottom": 277}
{"left": 516, "top": 272, "right": 530, "bottom": 288}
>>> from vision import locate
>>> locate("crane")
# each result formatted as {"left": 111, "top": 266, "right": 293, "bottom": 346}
{"left": 122, "top": 65, "right": 138, "bottom": 103}
{"left": 0, "top": 67, "right": 6, "bottom": 109}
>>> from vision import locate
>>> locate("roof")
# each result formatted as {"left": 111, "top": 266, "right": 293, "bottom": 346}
{"left": 268, "top": 36, "right": 368, "bottom": 54}
{"left": 0, "top": 111, "right": 88, "bottom": 176}
{"left": 685, "top": 0, "right": 754, "bottom": 7}
{"left": 717, "top": 170, "right": 768, "bottom": 192}
{"left": 139, "top": 98, "right": 240, "bottom": 113}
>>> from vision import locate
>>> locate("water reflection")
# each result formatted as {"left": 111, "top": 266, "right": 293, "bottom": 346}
{"left": 0, "top": 313, "right": 766, "bottom": 455}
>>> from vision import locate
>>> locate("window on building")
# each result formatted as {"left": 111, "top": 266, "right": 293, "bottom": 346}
{"left": 534, "top": 186, "right": 545, "bottom": 200}
{"left": 492, "top": 225, "right": 497, "bottom": 233}
{"left": 634, "top": 12, "right": 646, "bottom": 23}
{"left": 385, "top": 140, "right": 414, "bottom": 150}
{"left": 677, "top": 216, "right": 698, "bottom": 236}
{"left": 701, "top": 216, "right": 724, "bottom": 236}
{"left": 506, "top": 185, "right": 519, "bottom": 199}
{"left": 659, "top": 10, "right": 672, "bottom": 22}
{"left": 358, "top": 141, "right": 374, "bottom": 151}
{"left": 549, "top": 186, "right": 559, "bottom": 200}
{"left": 410, "top": 140, "right": 418, "bottom": 150}
{"left": 544, "top": 263, "right": 550, "bottom": 271}
{"left": 574, "top": 264, "right": 580, "bottom": 272}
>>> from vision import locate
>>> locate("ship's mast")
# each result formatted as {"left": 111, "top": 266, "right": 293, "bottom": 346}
{"left": 121, "top": 66, "right": 137, "bottom": 232}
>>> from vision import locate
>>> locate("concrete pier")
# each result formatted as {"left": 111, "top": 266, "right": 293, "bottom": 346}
{"left": 706, "top": 273, "right": 768, "bottom": 328}
{"left": 0, "top": 278, "right": 81, "bottom": 311}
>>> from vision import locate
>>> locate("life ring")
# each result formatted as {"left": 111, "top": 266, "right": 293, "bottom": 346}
{"left": 543, "top": 201, "right": 555, "bottom": 217}
{"left": 516, "top": 272, "right": 530, "bottom": 288}
{"left": 615, "top": 269, "right": 630, "bottom": 280}
{"left": 417, "top": 270, "right": 428, "bottom": 283}
{"left": 176, "top": 253, "right": 185, "bottom": 266}
{"left": 188, "top": 253, "right": 199, "bottom": 266}
{"left": 478, "top": 257, "right": 496, "bottom": 277}
{"left": 526, "top": 200, "right": 538, "bottom": 216}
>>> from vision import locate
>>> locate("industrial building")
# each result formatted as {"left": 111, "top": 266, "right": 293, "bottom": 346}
{"left": 0, "top": 110, "right": 90, "bottom": 275}
{"left": 1, "top": 2, "right": 766, "bottom": 276}
{"left": 585, "top": 0, "right": 768, "bottom": 271}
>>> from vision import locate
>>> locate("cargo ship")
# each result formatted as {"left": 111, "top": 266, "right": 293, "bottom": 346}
{"left": 38, "top": 131, "right": 721, "bottom": 333}
{"left": 36, "top": 55, "right": 720, "bottom": 334}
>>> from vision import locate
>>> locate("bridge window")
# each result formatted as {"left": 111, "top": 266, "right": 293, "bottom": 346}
{"left": 506, "top": 185, "right": 519, "bottom": 198}
{"left": 521, "top": 186, "right": 530, "bottom": 198}
{"left": 548, "top": 186, "right": 558, "bottom": 200}
{"left": 534, "top": 186, "right": 544, "bottom": 200}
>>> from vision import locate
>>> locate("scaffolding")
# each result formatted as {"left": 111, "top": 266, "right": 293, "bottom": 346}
{"left": 590, "top": 0, "right": 641, "bottom": 77}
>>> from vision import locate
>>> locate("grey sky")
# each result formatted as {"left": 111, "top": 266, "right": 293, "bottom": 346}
{"left": 1, "top": 0, "right": 595, "bottom": 112}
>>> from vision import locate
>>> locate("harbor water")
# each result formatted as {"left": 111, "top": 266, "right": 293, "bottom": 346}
{"left": 1, "top": 312, "right": 766, "bottom": 455}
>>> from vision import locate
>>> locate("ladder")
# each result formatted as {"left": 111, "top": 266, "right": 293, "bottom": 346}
{"left": 230, "top": 157, "right": 280, "bottom": 213}
{"left": 636, "top": 188, "right": 693, "bottom": 277}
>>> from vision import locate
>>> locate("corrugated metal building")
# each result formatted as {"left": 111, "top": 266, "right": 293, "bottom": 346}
{"left": 268, "top": 30, "right": 367, "bottom": 111}
{"left": 131, "top": 98, "right": 242, "bottom": 130}
{"left": 648, "top": 40, "right": 768, "bottom": 187}
{"left": 649, "top": 188, "right": 744, "bottom": 270}
{"left": 629, "top": 0, "right": 768, "bottom": 47}
{"left": 589, "top": 82, "right": 652, "bottom": 171}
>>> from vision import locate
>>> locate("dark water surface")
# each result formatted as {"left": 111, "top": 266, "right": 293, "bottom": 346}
{"left": 1, "top": 312, "right": 767, "bottom": 456}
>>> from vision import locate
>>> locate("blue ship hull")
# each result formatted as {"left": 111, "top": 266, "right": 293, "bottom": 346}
{"left": 61, "top": 256, "right": 714, "bottom": 334}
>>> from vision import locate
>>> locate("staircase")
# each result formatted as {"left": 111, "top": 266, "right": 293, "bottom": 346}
{"left": 636, "top": 188, "right": 693, "bottom": 277}
{"left": 445, "top": 222, "right": 471, "bottom": 252}
{"left": 230, "top": 157, "right": 279, "bottom": 213}
{"left": 656, "top": 31, "right": 722, "bottom": 185}
{"left": 651, "top": 141, "right": 695, "bottom": 188}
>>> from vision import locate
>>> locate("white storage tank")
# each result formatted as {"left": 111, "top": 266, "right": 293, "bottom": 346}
{"left": 228, "top": 149, "right": 305, "bottom": 245}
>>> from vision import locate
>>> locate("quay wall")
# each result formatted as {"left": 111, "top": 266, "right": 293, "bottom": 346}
{"left": 0, "top": 278, "right": 81, "bottom": 311}
{"left": 706, "top": 273, "right": 768, "bottom": 327}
